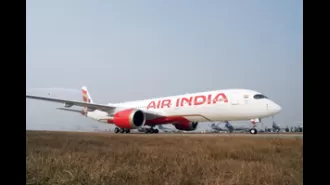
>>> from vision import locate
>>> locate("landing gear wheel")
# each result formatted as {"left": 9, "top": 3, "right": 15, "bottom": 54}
{"left": 114, "top": 127, "right": 119, "bottom": 133}
{"left": 119, "top": 128, "right": 125, "bottom": 133}
{"left": 145, "top": 129, "right": 150, "bottom": 134}
{"left": 145, "top": 128, "right": 157, "bottom": 134}
{"left": 125, "top": 129, "right": 130, "bottom": 133}
{"left": 249, "top": 128, "right": 257, "bottom": 134}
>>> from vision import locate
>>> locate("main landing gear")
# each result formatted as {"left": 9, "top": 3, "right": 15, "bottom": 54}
{"left": 144, "top": 127, "right": 159, "bottom": 134}
{"left": 137, "top": 126, "right": 159, "bottom": 134}
{"left": 113, "top": 127, "right": 159, "bottom": 134}
{"left": 114, "top": 127, "right": 130, "bottom": 134}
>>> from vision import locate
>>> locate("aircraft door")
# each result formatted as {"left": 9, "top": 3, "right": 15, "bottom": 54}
{"left": 230, "top": 93, "right": 241, "bottom": 105}
{"left": 243, "top": 94, "right": 249, "bottom": 104}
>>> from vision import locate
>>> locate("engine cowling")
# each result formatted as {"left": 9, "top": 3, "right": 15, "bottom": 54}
{"left": 113, "top": 109, "right": 146, "bottom": 129}
{"left": 173, "top": 121, "right": 199, "bottom": 131}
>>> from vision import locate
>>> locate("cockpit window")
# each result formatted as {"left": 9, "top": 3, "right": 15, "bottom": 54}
{"left": 253, "top": 94, "right": 268, "bottom": 99}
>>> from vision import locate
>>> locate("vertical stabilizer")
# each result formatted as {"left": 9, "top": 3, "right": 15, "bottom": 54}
{"left": 81, "top": 86, "right": 94, "bottom": 103}
{"left": 81, "top": 86, "right": 94, "bottom": 115}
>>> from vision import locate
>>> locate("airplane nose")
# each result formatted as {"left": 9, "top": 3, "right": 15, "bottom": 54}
{"left": 273, "top": 103, "right": 282, "bottom": 114}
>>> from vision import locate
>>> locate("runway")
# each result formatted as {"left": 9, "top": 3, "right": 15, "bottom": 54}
{"left": 110, "top": 132, "right": 303, "bottom": 138}
{"left": 189, "top": 133, "right": 303, "bottom": 138}
{"left": 31, "top": 130, "right": 303, "bottom": 138}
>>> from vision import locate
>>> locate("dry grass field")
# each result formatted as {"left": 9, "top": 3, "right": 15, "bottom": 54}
{"left": 26, "top": 131, "right": 303, "bottom": 185}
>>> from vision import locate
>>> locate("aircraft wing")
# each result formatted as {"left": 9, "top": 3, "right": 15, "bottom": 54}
{"left": 26, "top": 95, "right": 116, "bottom": 112}
{"left": 26, "top": 95, "right": 165, "bottom": 119}
{"left": 56, "top": 108, "right": 83, "bottom": 114}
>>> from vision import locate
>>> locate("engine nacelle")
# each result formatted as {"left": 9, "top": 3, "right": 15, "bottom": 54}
{"left": 113, "top": 109, "right": 146, "bottom": 129}
{"left": 173, "top": 121, "right": 199, "bottom": 131}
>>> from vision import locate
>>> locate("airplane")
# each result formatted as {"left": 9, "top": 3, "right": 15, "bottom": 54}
{"left": 207, "top": 122, "right": 230, "bottom": 133}
{"left": 224, "top": 121, "right": 234, "bottom": 132}
{"left": 264, "top": 121, "right": 288, "bottom": 132}
{"left": 272, "top": 121, "right": 282, "bottom": 132}
{"left": 135, "top": 125, "right": 182, "bottom": 133}
{"left": 157, "top": 125, "right": 182, "bottom": 133}
{"left": 26, "top": 86, "right": 282, "bottom": 134}
{"left": 210, "top": 121, "right": 251, "bottom": 133}
{"left": 231, "top": 125, "right": 251, "bottom": 133}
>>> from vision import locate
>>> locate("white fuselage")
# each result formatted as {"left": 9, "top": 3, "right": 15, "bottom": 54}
{"left": 87, "top": 89, "right": 282, "bottom": 124}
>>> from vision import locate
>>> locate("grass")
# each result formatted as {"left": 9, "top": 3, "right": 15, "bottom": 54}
{"left": 26, "top": 131, "right": 303, "bottom": 185}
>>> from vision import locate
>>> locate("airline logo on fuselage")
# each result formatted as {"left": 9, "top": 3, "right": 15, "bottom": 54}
{"left": 146, "top": 93, "right": 228, "bottom": 109}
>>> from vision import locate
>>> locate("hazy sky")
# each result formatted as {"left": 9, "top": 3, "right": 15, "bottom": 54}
{"left": 26, "top": 0, "right": 303, "bottom": 131}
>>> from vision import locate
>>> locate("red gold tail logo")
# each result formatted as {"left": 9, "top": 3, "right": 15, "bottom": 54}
{"left": 82, "top": 89, "right": 90, "bottom": 103}
{"left": 82, "top": 89, "right": 90, "bottom": 116}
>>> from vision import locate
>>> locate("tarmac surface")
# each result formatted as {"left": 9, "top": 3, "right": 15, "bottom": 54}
{"left": 109, "top": 132, "right": 303, "bottom": 138}
{"left": 27, "top": 130, "right": 303, "bottom": 138}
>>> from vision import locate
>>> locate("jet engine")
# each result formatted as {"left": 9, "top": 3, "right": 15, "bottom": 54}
{"left": 113, "top": 109, "right": 146, "bottom": 129}
{"left": 173, "top": 121, "right": 199, "bottom": 131}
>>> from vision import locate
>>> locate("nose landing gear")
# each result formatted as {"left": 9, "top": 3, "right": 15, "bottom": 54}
{"left": 249, "top": 128, "right": 258, "bottom": 134}
{"left": 249, "top": 119, "right": 258, "bottom": 134}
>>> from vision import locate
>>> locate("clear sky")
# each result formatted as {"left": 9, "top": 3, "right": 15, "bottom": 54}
{"left": 26, "top": 0, "right": 303, "bottom": 131}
